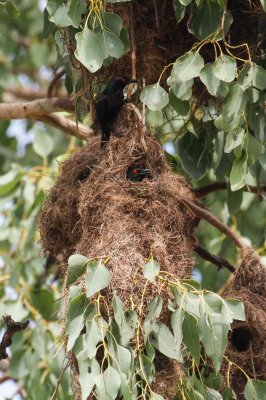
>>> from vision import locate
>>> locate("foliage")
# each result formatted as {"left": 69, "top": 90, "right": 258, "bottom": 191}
{"left": 0, "top": 0, "right": 265, "bottom": 399}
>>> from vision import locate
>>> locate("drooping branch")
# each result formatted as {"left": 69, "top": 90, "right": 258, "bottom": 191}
{"left": 181, "top": 198, "right": 246, "bottom": 249}
{"left": 47, "top": 69, "right": 66, "bottom": 98}
{"left": 195, "top": 244, "right": 235, "bottom": 273}
{"left": 39, "top": 114, "right": 94, "bottom": 141}
{"left": 192, "top": 182, "right": 266, "bottom": 198}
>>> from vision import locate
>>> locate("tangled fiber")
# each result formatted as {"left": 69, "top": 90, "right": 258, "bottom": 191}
{"left": 221, "top": 247, "right": 266, "bottom": 399}
{"left": 39, "top": 136, "right": 102, "bottom": 265}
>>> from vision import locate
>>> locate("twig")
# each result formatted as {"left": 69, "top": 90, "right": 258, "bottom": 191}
{"left": 0, "top": 315, "right": 29, "bottom": 360}
{"left": 195, "top": 245, "right": 235, "bottom": 273}
{"left": 47, "top": 69, "right": 66, "bottom": 98}
{"left": 181, "top": 198, "right": 246, "bottom": 249}
{"left": 192, "top": 182, "right": 266, "bottom": 198}
{"left": 50, "top": 359, "right": 70, "bottom": 400}
{"left": 129, "top": 2, "right": 137, "bottom": 80}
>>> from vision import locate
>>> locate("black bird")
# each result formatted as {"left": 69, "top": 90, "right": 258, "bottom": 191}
{"left": 95, "top": 77, "right": 138, "bottom": 148}
{"left": 126, "top": 166, "right": 151, "bottom": 182}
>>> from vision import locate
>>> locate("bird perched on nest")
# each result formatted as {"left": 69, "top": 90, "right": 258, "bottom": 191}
{"left": 126, "top": 166, "right": 151, "bottom": 182}
{"left": 95, "top": 76, "right": 138, "bottom": 148}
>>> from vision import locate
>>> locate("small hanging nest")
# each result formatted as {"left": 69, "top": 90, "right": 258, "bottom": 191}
{"left": 221, "top": 247, "right": 266, "bottom": 398}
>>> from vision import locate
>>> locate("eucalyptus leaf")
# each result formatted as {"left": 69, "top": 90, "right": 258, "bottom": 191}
{"left": 173, "top": 0, "right": 186, "bottom": 23}
{"left": 84, "top": 319, "right": 102, "bottom": 358}
{"left": 79, "top": 358, "right": 100, "bottom": 400}
{"left": 140, "top": 84, "right": 169, "bottom": 111}
{"left": 143, "top": 259, "right": 160, "bottom": 282}
{"left": 213, "top": 55, "right": 237, "bottom": 82}
{"left": 99, "top": 29, "right": 124, "bottom": 58}
{"left": 46, "top": 0, "right": 72, "bottom": 27}
{"left": 67, "top": 254, "right": 88, "bottom": 285}
{"left": 95, "top": 366, "right": 121, "bottom": 400}
{"left": 75, "top": 27, "right": 106, "bottom": 72}
{"left": 230, "top": 152, "right": 248, "bottom": 191}
{"left": 170, "top": 51, "right": 204, "bottom": 83}
{"left": 150, "top": 322, "right": 182, "bottom": 362}
{"left": 66, "top": 292, "right": 87, "bottom": 351}
{"left": 182, "top": 313, "right": 200, "bottom": 364}
{"left": 252, "top": 64, "right": 266, "bottom": 90}
{"left": 224, "top": 129, "right": 245, "bottom": 153}
{"left": 33, "top": 129, "right": 54, "bottom": 158}
{"left": 85, "top": 260, "right": 111, "bottom": 297}
{"left": 102, "top": 11, "right": 123, "bottom": 36}
{"left": 169, "top": 80, "right": 194, "bottom": 100}
{"left": 244, "top": 379, "right": 266, "bottom": 400}
{"left": 68, "top": 0, "right": 86, "bottom": 28}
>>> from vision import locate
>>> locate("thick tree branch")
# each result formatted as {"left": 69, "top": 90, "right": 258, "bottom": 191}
{"left": 0, "top": 97, "right": 74, "bottom": 120}
{"left": 0, "top": 315, "right": 29, "bottom": 360}
{"left": 195, "top": 244, "right": 235, "bottom": 273}
{"left": 39, "top": 114, "right": 93, "bottom": 140}
{"left": 192, "top": 182, "right": 266, "bottom": 198}
{"left": 181, "top": 198, "right": 246, "bottom": 249}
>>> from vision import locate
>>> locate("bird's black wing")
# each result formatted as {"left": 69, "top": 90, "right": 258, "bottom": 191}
{"left": 95, "top": 95, "right": 111, "bottom": 146}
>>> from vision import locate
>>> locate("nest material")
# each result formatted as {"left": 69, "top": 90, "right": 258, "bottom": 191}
{"left": 39, "top": 137, "right": 102, "bottom": 265}
{"left": 221, "top": 248, "right": 266, "bottom": 398}
{"left": 39, "top": 107, "right": 197, "bottom": 399}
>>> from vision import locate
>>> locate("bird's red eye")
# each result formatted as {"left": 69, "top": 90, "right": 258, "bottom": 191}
{"left": 132, "top": 169, "right": 138, "bottom": 174}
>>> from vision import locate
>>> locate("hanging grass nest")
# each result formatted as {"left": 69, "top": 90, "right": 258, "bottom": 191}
{"left": 40, "top": 107, "right": 198, "bottom": 399}
{"left": 39, "top": 137, "right": 102, "bottom": 265}
{"left": 221, "top": 247, "right": 266, "bottom": 398}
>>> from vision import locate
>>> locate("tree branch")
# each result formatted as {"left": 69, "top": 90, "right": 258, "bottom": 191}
{"left": 0, "top": 315, "right": 29, "bottom": 360}
{"left": 47, "top": 69, "right": 65, "bottom": 98}
{"left": 195, "top": 245, "right": 235, "bottom": 273}
{"left": 38, "top": 114, "right": 93, "bottom": 140}
{"left": 192, "top": 182, "right": 266, "bottom": 198}
{"left": 0, "top": 97, "right": 75, "bottom": 120}
{"left": 181, "top": 198, "right": 246, "bottom": 249}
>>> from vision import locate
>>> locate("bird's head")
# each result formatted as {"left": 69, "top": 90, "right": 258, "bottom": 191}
{"left": 126, "top": 166, "right": 151, "bottom": 182}
{"left": 104, "top": 76, "right": 138, "bottom": 93}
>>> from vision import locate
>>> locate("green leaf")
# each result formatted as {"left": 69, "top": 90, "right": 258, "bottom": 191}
{"left": 66, "top": 292, "right": 86, "bottom": 351}
{"left": 247, "top": 134, "right": 263, "bottom": 165}
{"left": 198, "top": 293, "right": 229, "bottom": 371}
{"left": 95, "top": 366, "right": 121, "bottom": 400}
{"left": 140, "top": 84, "right": 169, "bottom": 111}
{"left": 191, "top": 3, "right": 232, "bottom": 41}
{"left": 30, "top": 289, "right": 56, "bottom": 321}
{"left": 102, "top": 11, "right": 123, "bottom": 36}
{"left": 224, "top": 129, "right": 245, "bottom": 153}
{"left": 237, "top": 63, "right": 254, "bottom": 90}
{"left": 171, "top": 308, "right": 184, "bottom": 361}
{"left": 75, "top": 27, "right": 106, "bottom": 72}
{"left": 143, "top": 259, "right": 160, "bottom": 282}
{"left": 230, "top": 152, "right": 248, "bottom": 191}
{"left": 98, "top": 29, "right": 124, "bottom": 58}
{"left": 213, "top": 55, "right": 237, "bottom": 82}
{"left": 227, "top": 188, "right": 243, "bottom": 215}
{"left": 169, "top": 90, "right": 190, "bottom": 115}
{"left": 84, "top": 319, "right": 102, "bottom": 358}
{"left": 260, "top": 0, "right": 266, "bottom": 12}
{"left": 46, "top": 0, "right": 72, "bottom": 27}
{"left": 108, "top": 340, "right": 132, "bottom": 376}
{"left": 85, "top": 260, "right": 111, "bottom": 297}
{"left": 79, "top": 358, "right": 100, "bottom": 400}
{"left": 3, "top": 0, "right": 20, "bottom": 17}
{"left": 200, "top": 63, "right": 224, "bottom": 96}
{"left": 222, "top": 298, "right": 245, "bottom": 322}
{"left": 182, "top": 313, "right": 200, "bottom": 364}
{"left": 119, "top": 27, "right": 130, "bottom": 53}
{"left": 222, "top": 387, "right": 235, "bottom": 400}
{"left": 68, "top": 0, "right": 87, "bottom": 28}
{"left": 112, "top": 295, "right": 138, "bottom": 346}
{"left": 143, "top": 296, "right": 163, "bottom": 339}
{"left": 150, "top": 322, "right": 182, "bottom": 362}
{"left": 67, "top": 254, "right": 88, "bottom": 285}
{"left": 252, "top": 64, "right": 266, "bottom": 90}
{"left": 0, "top": 168, "right": 24, "bottom": 197}
{"left": 173, "top": 0, "right": 186, "bottom": 23}
{"left": 222, "top": 83, "right": 247, "bottom": 122}
{"left": 33, "top": 129, "right": 54, "bottom": 158}
{"left": 169, "top": 80, "right": 194, "bottom": 100}
{"left": 202, "top": 369, "right": 222, "bottom": 391}
{"left": 170, "top": 51, "right": 204, "bottom": 83}
{"left": 244, "top": 379, "right": 266, "bottom": 400}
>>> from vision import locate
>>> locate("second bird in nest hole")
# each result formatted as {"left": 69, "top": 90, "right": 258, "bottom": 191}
{"left": 95, "top": 76, "right": 138, "bottom": 148}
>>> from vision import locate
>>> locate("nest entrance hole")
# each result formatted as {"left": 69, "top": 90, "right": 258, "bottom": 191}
{"left": 230, "top": 327, "right": 252, "bottom": 352}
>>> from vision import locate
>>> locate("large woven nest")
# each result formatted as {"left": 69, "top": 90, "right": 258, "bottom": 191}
{"left": 39, "top": 108, "right": 198, "bottom": 399}
{"left": 221, "top": 248, "right": 266, "bottom": 399}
